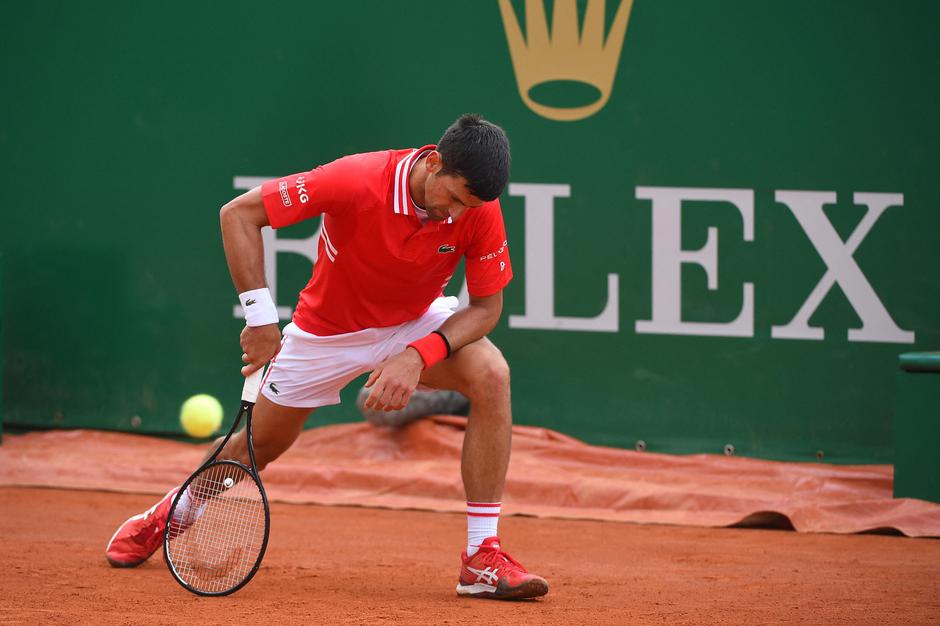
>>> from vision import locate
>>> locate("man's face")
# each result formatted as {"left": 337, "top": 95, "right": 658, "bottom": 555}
{"left": 422, "top": 152, "right": 485, "bottom": 222}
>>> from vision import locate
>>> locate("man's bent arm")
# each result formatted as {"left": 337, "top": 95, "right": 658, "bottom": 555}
{"left": 432, "top": 291, "right": 503, "bottom": 354}
{"left": 219, "top": 187, "right": 281, "bottom": 375}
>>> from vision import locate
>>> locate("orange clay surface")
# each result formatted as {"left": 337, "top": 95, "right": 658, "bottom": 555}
{"left": 1, "top": 487, "right": 938, "bottom": 625}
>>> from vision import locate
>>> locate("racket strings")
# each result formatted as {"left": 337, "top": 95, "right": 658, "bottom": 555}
{"left": 166, "top": 462, "right": 266, "bottom": 594}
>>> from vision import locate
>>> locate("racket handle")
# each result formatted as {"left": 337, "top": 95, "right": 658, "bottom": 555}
{"left": 242, "top": 365, "right": 266, "bottom": 404}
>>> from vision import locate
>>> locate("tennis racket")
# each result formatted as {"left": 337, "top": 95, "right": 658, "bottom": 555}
{"left": 164, "top": 366, "right": 270, "bottom": 596}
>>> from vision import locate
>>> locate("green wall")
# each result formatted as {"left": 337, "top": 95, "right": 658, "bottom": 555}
{"left": 2, "top": 1, "right": 938, "bottom": 462}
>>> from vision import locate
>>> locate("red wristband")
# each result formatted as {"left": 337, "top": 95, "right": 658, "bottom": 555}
{"left": 408, "top": 332, "right": 449, "bottom": 369}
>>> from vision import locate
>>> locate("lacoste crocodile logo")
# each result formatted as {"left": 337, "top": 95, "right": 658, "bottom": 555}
{"left": 438, "top": 244, "right": 456, "bottom": 254}
{"left": 245, "top": 299, "right": 256, "bottom": 306}
{"left": 269, "top": 382, "right": 279, "bottom": 395}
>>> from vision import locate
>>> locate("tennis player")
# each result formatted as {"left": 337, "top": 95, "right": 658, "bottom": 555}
{"left": 105, "top": 114, "right": 548, "bottom": 600}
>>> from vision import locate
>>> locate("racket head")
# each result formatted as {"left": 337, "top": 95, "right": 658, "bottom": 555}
{"left": 164, "top": 459, "right": 270, "bottom": 596}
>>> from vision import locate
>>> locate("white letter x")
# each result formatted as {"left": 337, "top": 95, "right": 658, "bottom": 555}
{"left": 771, "top": 191, "right": 914, "bottom": 343}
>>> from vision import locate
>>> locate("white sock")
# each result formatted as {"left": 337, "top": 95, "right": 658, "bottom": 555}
{"left": 467, "top": 501, "right": 501, "bottom": 556}
{"left": 173, "top": 487, "right": 206, "bottom": 524}
{"left": 175, "top": 488, "right": 193, "bottom": 516}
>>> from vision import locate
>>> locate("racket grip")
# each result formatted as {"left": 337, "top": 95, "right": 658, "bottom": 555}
{"left": 242, "top": 366, "right": 266, "bottom": 403}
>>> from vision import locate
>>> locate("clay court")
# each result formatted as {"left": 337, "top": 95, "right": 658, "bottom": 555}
{"left": 2, "top": 487, "right": 939, "bottom": 625}
{"left": 2, "top": 420, "right": 939, "bottom": 625}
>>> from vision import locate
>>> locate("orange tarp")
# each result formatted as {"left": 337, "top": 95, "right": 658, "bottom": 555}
{"left": 2, "top": 416, "right": 938, "bottom": 537}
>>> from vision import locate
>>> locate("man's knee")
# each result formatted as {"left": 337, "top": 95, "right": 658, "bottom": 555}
{"left": 463, "top": 344, "right": 511, "bottom": 400}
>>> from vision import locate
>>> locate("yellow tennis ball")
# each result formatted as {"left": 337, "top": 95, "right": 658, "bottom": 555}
{"left": 179, "top": 394, "right": 223, "bottom": 438}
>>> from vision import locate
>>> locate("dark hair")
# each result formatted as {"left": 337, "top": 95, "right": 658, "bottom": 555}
{"left": 436, "top": 114, "right": 511, "bottom": 201}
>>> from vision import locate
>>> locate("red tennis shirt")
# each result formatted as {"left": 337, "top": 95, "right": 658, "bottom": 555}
{"left": 260, "top": 146, "right": 513, "bottom": 336}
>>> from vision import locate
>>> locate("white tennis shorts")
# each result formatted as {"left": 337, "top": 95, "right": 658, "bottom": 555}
{"left": 260, "top": 296, "right": 459, "bottom": 408}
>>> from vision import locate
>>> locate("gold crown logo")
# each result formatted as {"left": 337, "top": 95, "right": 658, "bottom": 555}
{"left": 498, "top": 0, "right": 634, "bottom": 122}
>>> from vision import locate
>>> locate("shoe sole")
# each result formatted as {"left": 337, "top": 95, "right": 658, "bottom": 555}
{"left": 106, "top": 555, "right": 147, "bottom": 568}
{"left": 456, "top": 578, "right": 549, "bottom": 600}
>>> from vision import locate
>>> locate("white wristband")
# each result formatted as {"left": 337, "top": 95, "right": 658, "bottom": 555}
{"left": 239, "top": 288, "right": 279, "bottom": 327}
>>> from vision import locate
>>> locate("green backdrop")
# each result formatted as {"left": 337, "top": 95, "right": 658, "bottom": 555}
{"left": 2, "top": 1, "right": 938, "bottom": 462}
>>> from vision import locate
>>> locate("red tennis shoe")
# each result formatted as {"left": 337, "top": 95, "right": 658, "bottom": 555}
{"left": 105, "top": 487, "right": 179, "bottom": 568}
{"left": 457, "top": 537, "right": 549, "bottom": 600}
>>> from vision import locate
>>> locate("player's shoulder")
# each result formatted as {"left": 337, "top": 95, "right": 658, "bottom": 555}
{"left": 322, "top": 149, "right": 396, "bottom": 176}
{"left": 330, "top": 149, "right": 409, "bottom": 185}
{"left": 311, "top": 149, "right": 398, "bottom": 203}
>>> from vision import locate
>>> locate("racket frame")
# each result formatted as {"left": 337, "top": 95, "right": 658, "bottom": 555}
{"left": 164, "top": 368, "right": 271, "bottom": 596}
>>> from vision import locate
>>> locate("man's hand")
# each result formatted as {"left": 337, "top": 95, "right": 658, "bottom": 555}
{"left": 364, "top": 348, "right": 424, "bottom": 411}
{"left": 240, "top": 324, "right": 281, "bottom": 375}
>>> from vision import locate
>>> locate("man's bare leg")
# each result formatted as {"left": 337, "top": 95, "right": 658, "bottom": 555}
{"left": 419, "top": 337, "right": 511, "bottom": 502}
{"left": 419, "top": 337, "right": 547, "bottom": 598}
